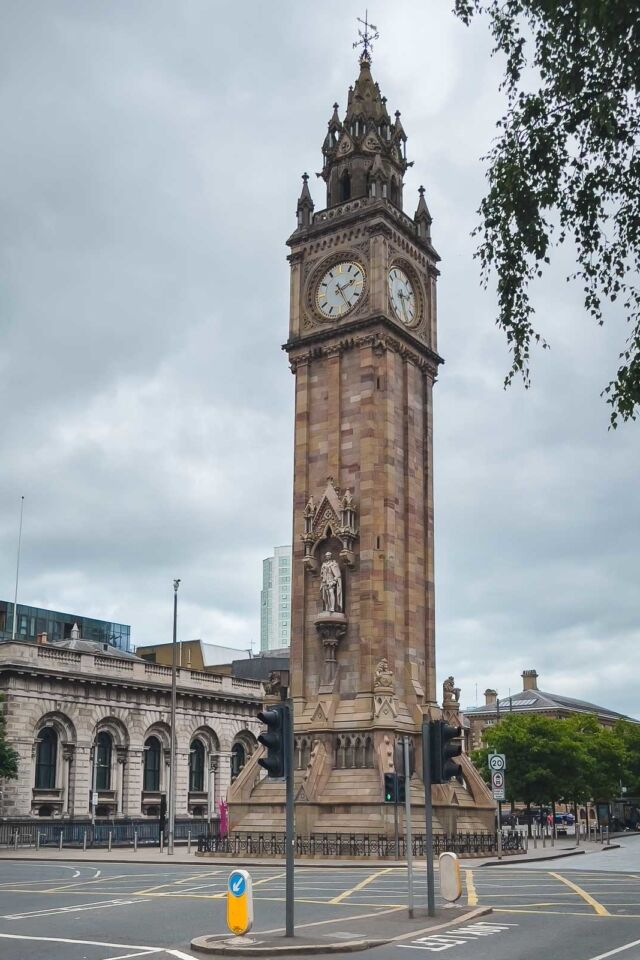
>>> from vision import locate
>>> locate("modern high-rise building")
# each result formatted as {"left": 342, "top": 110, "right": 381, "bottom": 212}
{"left": 260, "top": 545, "right": 292, "bottom": 651}
{"left": 0, "top": 599, "right": 131, "bottom": 652}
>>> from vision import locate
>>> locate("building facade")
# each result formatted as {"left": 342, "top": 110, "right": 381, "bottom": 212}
{"left": 0, "top": 599, "right": 131, "bottom": 652}
{"left": 464, "top": 669, "right": 638, "bottom": 752}
{"left": 0, "top": 638, "right": 262, "bottom": 819}
{"left": 260, "top": 546, "right": 292, "bottom": 652}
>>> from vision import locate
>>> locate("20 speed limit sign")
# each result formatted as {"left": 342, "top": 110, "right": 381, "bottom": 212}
{"left": 489, "top": 753, "right": 506, "bottom": 772}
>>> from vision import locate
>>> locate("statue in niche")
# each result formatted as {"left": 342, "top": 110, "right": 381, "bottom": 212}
{"left": 320, "top": 552, "right": 343, "bottom": 613}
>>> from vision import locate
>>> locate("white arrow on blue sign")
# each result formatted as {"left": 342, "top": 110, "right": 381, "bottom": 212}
{"left": 228, "top": 871, "right": 247, "bottom": 897}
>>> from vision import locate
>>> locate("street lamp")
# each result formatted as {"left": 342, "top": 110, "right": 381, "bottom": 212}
{"left": 168, "top": 578, "right": 180, "bottom": 856}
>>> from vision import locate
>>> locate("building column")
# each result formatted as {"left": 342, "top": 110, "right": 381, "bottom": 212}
{"left": 216, "top": 752, "right": 233, "bottom": 806}
{"left": 70, "top": 744, "right": 92, "bottom": 818}
{"left": 208, "top": 756, "right": 218, "bottom": 820}
{"left": 62, "top": 745, "right": 75, "bottom": 816}
{"left": 124, "top": 748, "right": 143, "bottom": 817}
{"left": 175, "top": 748, "right": 190, "bottom": 817}
{"left": 116, "top": 748, "right": 127, "bottom": 816}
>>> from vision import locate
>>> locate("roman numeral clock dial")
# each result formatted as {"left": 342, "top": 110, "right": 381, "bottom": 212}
{"left": 315, "top": 260, "right": 365, "bottom": 319}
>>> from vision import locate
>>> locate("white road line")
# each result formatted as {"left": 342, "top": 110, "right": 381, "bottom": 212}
{"left": 166, "top": 950, "right": 201, "bottom": 960}
{"left": 73, "top": 869, "right": 81, "bottom": 877}
{"left": 3, "top": 897, "right": 150, "bottom": 919}
{"left": 103, "top": 952, "right": 161, "bottom": 960}
{"left": 584, "top": 938, "right": 640, "bottom": 960}
{"left": 0, "top": 933, "right": 158, "bottom": 949}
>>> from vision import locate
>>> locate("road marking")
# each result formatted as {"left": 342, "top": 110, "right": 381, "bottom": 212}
{"left": 583, "top": 937, "right": 640, "bottom": 960}
{"left": 256, "top": 904, "right": 405, "bottom": 935}
{"left": 329, "top": 866, "right": 396, "bottom": 904}
{"left": 42, "top": 872, "right": 132, "bottom": 893}
{"left": 166, "top": 950, "right": 202, "bottom": 960}
{"left": 208, "top": 871, "right": 286, "bottom": 899}
{"left": 0, "top": 933, "right": 158, "bottom": 949}
{"left": 550, "top": 872, "right": 611, "bottom": 916}
{"left": 464, "top": 869, "right": 477, "bottom": 906}
{"left": 2, "top": 897, "right": 150, "bottom": 919}
{"left": 102, "top": 952, "right": 161, "bottom": 960}
{"left": 396, "top": 920, "right": 518, "bottom": 952}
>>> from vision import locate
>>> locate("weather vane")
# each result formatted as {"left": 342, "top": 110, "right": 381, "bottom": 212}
{"left": 353, "top": 10, "right": 379, "bottom": 62}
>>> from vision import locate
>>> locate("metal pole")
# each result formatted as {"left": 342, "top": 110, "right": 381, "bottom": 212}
{"left": 134, "top": 830, "right": 138, "bottom": 853}
{"left": 83, "top": 830, "right": 87, "bottom": 851}
{"left": 285, "top": 700, "right": 295, "bottom": 938}
{"left": 422, "top": 721, "right": 435, "bottom": 918}
{"left": 393, "top": 798, "right": 400, "bottom": 859}
{"left": 403, "top": 737, "right": 415, "bottom": 919}
{"left": 11, "top": 496, "right": 25, "bottom": 641}
{"left": 59, "top": 831, "right": 63, "bottom": 851}
{"left": 36, "top": 831, "right": 40, "bottom": 851}
{"left": 168, "top": 578, "right": 180, "bottom": 856}
{"left": 497, "top": 802, "right": 503, "bottom": 860}
{"left": 188, "top": 830, "right": 191, "bottom": 855}
{"left": 108, "top": 831, "right": 112, "bottom": 852}
{"left": 160, "top": 830, "right": 164, "bottom": 853}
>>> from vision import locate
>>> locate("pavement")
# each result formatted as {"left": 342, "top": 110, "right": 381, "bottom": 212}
{"left": 0, "top": 836, "right": 613, "bottom": 869}
{"left": 0, "top": 839, "right": 639, "bottom": 958}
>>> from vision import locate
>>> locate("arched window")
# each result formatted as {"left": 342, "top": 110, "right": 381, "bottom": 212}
{"left": 144, "top": 736, "right": 161, "bottom": 792}
{"left": 231, "top": 742, "right": 246, "bottom": 781}
{"left": 189, "top": 740, "right": 205, "bottom": 792}
{"left": 96, "top": 731, "right": 112, "bottom": 791}
{"left": 339, "top": 171, "right": 351, "bottom": 202}
{"left": 35, "top": 728, "right": 57, "bottom": 789}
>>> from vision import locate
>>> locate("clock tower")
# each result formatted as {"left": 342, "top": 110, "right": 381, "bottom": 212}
{"left": 230, "top": 44, "right": 494, "bottom": 838}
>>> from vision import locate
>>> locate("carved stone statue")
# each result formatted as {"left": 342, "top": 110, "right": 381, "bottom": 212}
{"left": 320, "top": 552, "right": 343, "bottom": 613}
{"left": 374, "top": 658, "right": 394, "bottom": 691}
{"left": 264, "top": 671, "right": 282, "bottom": 696}
{"left": 443, "top": 675, "right": 460, "bottom": 705}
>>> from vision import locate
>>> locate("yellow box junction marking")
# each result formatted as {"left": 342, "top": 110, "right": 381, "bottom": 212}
{"left": 329, "top": 866, "right": 396, "bottom": 904}
{"left": 548, "top": 873, "right": 610, "bottom": 916}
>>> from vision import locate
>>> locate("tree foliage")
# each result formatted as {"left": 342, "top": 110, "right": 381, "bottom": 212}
{"left": 453, "top": 0, "right": 640, "bottom": 426}
{"left": 472, "top": 712, "right": 633, "bottom": 805}
{"left": 0, "top": 696, "right": 18, "bottom": 781}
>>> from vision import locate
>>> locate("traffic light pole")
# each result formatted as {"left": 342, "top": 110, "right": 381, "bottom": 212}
{"left": 421, "top": 721, "right": 436, "bottom": 918}
{"left": 403, "top": 737, "right": 415, "bottom": 919}
{"left": 284, "top": 699, "right": 295, "bottom": 939}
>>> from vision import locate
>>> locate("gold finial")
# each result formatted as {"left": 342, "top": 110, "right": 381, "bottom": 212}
{"left": 353, "top": 10, "right": 379, "bottom": 63}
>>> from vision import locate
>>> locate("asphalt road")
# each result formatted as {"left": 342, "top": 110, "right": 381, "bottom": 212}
{"left": 0, "top": 842, "right": 639, "bottom": 960}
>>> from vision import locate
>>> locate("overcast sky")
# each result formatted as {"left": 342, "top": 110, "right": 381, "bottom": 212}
{"left": 1, "top": 1, "right": 638, "bottom": 717}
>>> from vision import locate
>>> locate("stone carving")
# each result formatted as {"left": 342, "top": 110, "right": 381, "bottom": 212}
{"left": 301, "top": 479, "right": 358, "bottom": 570}
{"left": 264, "top": 671, "right": 282, "bottom": 697}
{"left": 320, "top": 552, "right": 343, "bottom": 613}
{"left": 374, "top": 658, "right": 394, "bottom": 691}
{"left": 443, "top": 675, "right": 460, "bottom": 706}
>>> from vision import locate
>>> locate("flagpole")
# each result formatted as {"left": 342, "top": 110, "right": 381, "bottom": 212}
{"left": 11, "top": 496, "right": 25, "bottom": 641}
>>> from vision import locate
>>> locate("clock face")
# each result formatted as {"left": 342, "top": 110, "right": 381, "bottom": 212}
{"left": 315, "top": 260, "right": 366, "bottom": 319}
{"left": 388, "top": 266, "right": 417, "bottom": 325}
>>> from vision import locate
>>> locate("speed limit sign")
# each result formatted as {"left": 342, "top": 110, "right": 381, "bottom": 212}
{"left": 489, "top": 753, "right": 506, "bottom": 772}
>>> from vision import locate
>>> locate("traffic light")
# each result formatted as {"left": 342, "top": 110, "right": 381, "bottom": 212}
{"left": 397, "top": 774, "right": 406, "bottom": 804}
{"left": 384, "top": 772, "right": 397, "bottom": 803}
{"left": 257, "top": 704, "right": 287, "bottom": 779}
{"left": 430, "top": 720, "right": 463, "bottom": 784}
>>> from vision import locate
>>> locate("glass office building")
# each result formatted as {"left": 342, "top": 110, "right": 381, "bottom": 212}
{"left": 0, "top": 600, "right": 131, "bottom": 652}
{"left": 260, "top": 545, "right": 291, "bottom": 652}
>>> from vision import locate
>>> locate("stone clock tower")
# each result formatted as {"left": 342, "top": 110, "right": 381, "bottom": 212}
{"left": 230, "top": 48, "right": 494, "bottom": 837}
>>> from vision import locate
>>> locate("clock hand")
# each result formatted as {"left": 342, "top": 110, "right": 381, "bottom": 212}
{"left": 335, "top": 283, "right": 350, "bottom": 307}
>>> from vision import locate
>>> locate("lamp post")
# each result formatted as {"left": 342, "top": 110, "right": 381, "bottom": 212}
{"left": 168, "top": 578, "right": 180, "bottom": 855}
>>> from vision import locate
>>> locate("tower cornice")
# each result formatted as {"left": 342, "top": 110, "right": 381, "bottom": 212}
{"left": 282, "top": 312, "right": 443, "bottom": 375}
{"left": 287, "top": 196, "right": 440, "bottom": 264}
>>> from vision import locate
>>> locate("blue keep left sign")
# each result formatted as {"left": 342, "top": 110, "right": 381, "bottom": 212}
{"left": 228, "top": 871, "right": 247, "bottom": 897}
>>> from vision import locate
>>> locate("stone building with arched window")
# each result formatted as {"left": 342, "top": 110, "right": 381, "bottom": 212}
{"left": 0, "top": 636, "right": 262, "bottom": 820}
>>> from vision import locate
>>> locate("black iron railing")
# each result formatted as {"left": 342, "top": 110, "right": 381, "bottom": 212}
{"left": 197, "top": 830, "right": 524, "bottom": 857}
{"left": 0, "top": 817, "right": 218, "bottom": 848}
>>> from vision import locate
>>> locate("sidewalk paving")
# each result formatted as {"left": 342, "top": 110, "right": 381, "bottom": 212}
{"left": 190, "top": 906, "right": 494, "bottom": 955}
{"left": 0, "top": 838, "right": 614, "bottom": 869}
